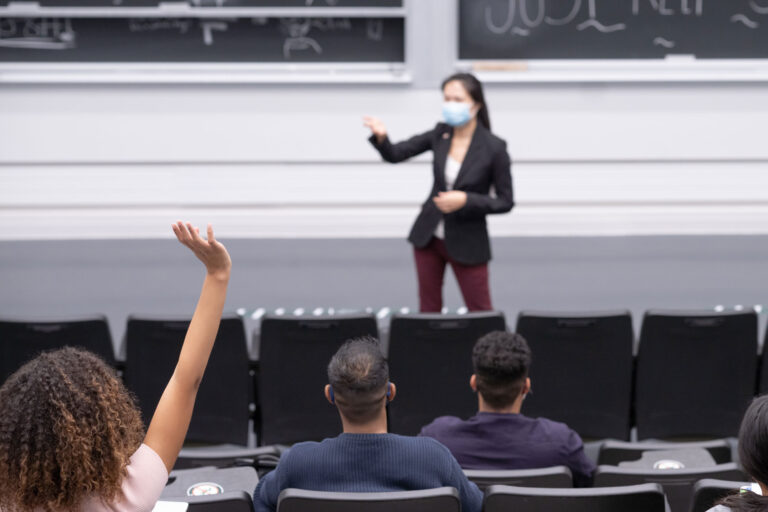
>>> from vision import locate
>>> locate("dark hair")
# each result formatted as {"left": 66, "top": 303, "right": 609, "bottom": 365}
{"left": 718, "top": 394, "right": 768, "bottom": 511}
{"left": 327, "top": 336, "right": 389, "bottom": 424}
{"left": 441, "top": 72, "right": 491, "bottom": 131}
{"left": 472, "top": 331, "right": 531, "bottom": 410}
{"left": 0, "top": 347, "right": 145, "bottom": 512}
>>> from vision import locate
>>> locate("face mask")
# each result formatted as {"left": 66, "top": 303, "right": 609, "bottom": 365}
{"left": 442, "top": 101, "right": 473, "bottom": 127}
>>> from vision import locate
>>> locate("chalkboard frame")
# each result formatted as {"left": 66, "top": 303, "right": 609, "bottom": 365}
{"left": 456, "top": 0, "right": 768, "bottom": 83}
{"left": 0, "top": 2, "right": 411, "bottom": 83}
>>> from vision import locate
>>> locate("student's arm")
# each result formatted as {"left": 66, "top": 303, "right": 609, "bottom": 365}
{"left": 439, "top": 445, "right": 483, "bottom": 512}
{"left": 458, "top": 142, "right": 514, "bottom": 219}
{"left": 564, "top": 430, "right": 597, "bottom": 488}
{"left": 143, "top": 221, "right": 232, "bottom": 473}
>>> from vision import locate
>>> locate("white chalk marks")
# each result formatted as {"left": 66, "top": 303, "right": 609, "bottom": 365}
{"left": 0, "top": 18, "right": 76, "bottom": 50}
{"left": 653, "top": 36, "right": 676, "bottom": 47}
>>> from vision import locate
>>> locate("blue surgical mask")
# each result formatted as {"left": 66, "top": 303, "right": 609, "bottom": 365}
{"left": 442, "top": 101, "right": 473, "bottom": 127}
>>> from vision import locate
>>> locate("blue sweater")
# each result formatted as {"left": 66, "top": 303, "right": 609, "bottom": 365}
{"left": 253, "top": 433, "right": 483, "bottom": 512}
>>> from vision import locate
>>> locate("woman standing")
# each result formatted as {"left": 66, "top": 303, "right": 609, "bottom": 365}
{"left": 364, "top": 73, "right": 513, "bottom": 313}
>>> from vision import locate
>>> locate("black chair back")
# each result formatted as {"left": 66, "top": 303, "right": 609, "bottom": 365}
{"left": 594, "top": 463, "right": 745, "bottom": 512}
{"left": 277, "top": 487, "right": 460, "bottom": 512}
{"left": 464, "top": 466, "right": 572, "bottom": 490}
{"left": 123, "top": 315, "right": 250, "bottom": 445}
{"left": 257, "top": 313, "right": 378, "bottom": 445}
{"left": 516, "top": 310, "right": 634, "bottom": 440}
{"left": 484, "top": 483, "right": 669, "bottom": 512}
{"left": 689, "top": 479, "right": 749, "bottom": 512}
{"left": 0, "top": 315, "right": 115, "bottom": 385}
{"left": 185, "top": 491, "right": 255, "bottom": 512}
{"left": 387, "top": 312, "right": 506, "bottom": 435}
{"left": 636, "top": 309, "right": 757, "bottom": 439}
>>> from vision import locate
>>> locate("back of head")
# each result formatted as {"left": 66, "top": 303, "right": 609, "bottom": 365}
{"left": 719, "top": 394, "right": 768, "bottom": 511}
{"left": 327, "top": 336, "right": 389, "bottom": 425}
{"left": 472, "top": 331, "right": 531, "bottom": 410}
{"left": 0, "top": 347, "right": 144, "bottom": 512}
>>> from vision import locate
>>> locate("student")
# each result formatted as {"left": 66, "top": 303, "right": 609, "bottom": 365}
{"left": 420, "top": 331, "right": 596, "bottom": 487}
{"left": 364, "top": 72, "right": 513, "bottom": 313}
{"left": 708, "top": 395, "right": 768, "bottom": 512}
{"left": 0, "top": 221, "right": 231, "bottom": 512}
{"left": 254, "top": 337, "right": 483, "bottom": 512}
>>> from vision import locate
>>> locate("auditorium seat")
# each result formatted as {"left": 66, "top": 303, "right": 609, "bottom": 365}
{"left": 185, "top": 491, "right": 255, "bottom": 512}
{"left": 122, "top": 315, "right": 250, "bottom": 445}
{"left": 594, "top": 463, "right": 744, "bottom": 512}
{"left": 163, "top": 467, "right": 258, "bottom": 512}
{"left": 515, "top": 310, "right": 634, "bottom": 440}
{"left": 277, "top": 487, "right": 460, "bottom": 512}
{"left": 689, "top": 479, "right": 751, "bottom": 512}
{"left": 597, "top": 440, "right": 733, "bottom": 466}
{"left": 175, "top": 445, "right": 284, "bottom": 476}
{"left": 483, "top": 483, "right": 669, "bottom": 512}
{"left": 387, "top": 312, "right": 506, "bottom": 435}
{"left": 256, "top": 313, "right": 378, "bottom": 445}
{"left": 0, "top": 315, "right": 115, "bottom": 384}
{"left": 635, "top": 309, "right": 757, "bottom": 440}
{"left": 463, "top": 466, "right": 572, "bottom": 490}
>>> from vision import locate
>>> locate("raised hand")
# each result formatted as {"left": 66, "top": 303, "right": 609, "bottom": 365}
{"left": 172, "top": 221, "right": 231, "bottom": 280}
{"left": 363, "top": 116, "right": 388, "bottom": 143}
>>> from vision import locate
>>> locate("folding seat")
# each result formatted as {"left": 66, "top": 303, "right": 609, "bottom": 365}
{"left": 483, "top": 483, "right": 669, "bottom": 512}
{"left": 387, "top": 312, "right": 506, "bottom": 435}
{"left": 123, "top": 315, "right": 250, "bottom": 445}
{"left": 689, "top": 479, "right": 752, "bottom": 512}
{"left": 277, "top": 487, "right": 460, "bottom": 512}
{"left": 257, "top": 313, "right": 378, "bottom": 445}
{"left": 463, "top": 465, "right": 572, "bottom": 490}
{"left": 0, "top": 315, "right": 115, "bottom": 384}
{"left": 597, "top": 439, "right": 732, "bottom": 466}
{"left": 635, "top": 309, "right": 757, "bottom": 439}
{"left": 594, "top": 463, "right": 744, "bottom": 512}
{"left": 516, "top": 310, "right": 634, "bottom": 440}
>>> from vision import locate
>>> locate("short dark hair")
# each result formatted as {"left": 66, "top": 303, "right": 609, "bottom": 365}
{"left": 472, "top": 331, "right": 531, "bottom": 409}
{"left": 719, "top": 394, "right": 768, "bottom": 511}
{"left": 327, "top": 336, "right": 389, "bottom": 424}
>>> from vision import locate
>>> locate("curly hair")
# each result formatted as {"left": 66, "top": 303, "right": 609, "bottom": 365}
{"left": 472, "top": 331, "right": 531, "bottom": 409}
{"left": 0, "top": 347, "right": 145, "bottom": 512}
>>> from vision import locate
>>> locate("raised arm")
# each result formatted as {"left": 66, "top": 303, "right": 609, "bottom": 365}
{"left": 144, "top": 221, "right": 232, "bottom": 472}
{"left": 364, "top": 116, "right": 434, "bottom": 163}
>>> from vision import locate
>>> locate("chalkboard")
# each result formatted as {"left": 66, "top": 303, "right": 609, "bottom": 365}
{"left": 0, "top": 17, "right": 404, "bottom": 62}
{"left": 460, "top": 0, "right": 768, "bottom": 59}
{"left": 0, "top": 0, "right": 402, "bottom": 6}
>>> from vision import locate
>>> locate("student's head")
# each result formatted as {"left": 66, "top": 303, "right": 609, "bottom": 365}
{"left": 0, "top": 347, "right": 144, "bottom": 512}
{"left": 441, "top": 72, "right": 491, "bottom": 131}
{"left": 470, "top": 331, "right": 531, "bottom": 411}
{"left": 719, "top": 394, "right": 768, "bottom": 510}
{"left": 325, "top": 336, "right": 394, "bottom": 426}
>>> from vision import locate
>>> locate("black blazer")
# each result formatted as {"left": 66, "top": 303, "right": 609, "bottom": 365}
{"left": 369, "top": 122, "right": 514, "bottom": 265}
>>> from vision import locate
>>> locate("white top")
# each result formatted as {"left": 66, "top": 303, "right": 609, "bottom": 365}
{"left": 434, "top": 155, "right": 462, "bottom": 240}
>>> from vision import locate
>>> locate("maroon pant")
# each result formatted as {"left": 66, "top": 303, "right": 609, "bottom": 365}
{"left": 413, "top": 237, "right": 493, "bottom": 313}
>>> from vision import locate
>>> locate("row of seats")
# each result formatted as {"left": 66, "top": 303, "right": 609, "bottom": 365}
{"left": 162, "top": 461, "right": 749, "bottom": 512}
{"left": 0, "top": 309, "right": 765, "bottom": 444}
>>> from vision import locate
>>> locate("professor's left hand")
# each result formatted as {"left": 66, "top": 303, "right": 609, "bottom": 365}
{"left": 433, "top": 191, "right": 467, "bottom": 213}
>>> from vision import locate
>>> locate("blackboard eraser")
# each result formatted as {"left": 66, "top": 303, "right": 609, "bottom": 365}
{"left": 158, "top": 1, "right": 191, "bottom": 11}
{"left": 472, "top": 61, "right": 528, "bottom": 72}
{"left": 6, "top": 2, "right": 41, "bottom": 10}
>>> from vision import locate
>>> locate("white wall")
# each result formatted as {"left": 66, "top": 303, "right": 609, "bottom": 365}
{"left": 1, "top": 0, "right": 767, "bottom": 240}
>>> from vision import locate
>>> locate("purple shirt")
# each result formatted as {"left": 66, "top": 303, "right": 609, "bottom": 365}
{"left": 419, "top": 412, "right": 596, "bottom": 487}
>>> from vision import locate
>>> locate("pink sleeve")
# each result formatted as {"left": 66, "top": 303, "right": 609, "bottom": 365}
{"left": 84, "top": 444, "right": 169, "bottom": 512}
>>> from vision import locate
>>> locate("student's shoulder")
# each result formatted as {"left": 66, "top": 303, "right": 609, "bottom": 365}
{"left": 420, "top": 415, "right": 467, "bottom": 436}
{"left": 530, "top": 416, "right": 582, "bottom": 443}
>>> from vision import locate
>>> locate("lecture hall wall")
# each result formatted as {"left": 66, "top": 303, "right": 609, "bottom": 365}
{"left": 1, "top": 0, "right": 767, "bottom": 241}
